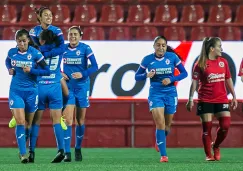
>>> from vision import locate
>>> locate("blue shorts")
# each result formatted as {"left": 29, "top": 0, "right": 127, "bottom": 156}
{"left": 9, "top": 88, "right": 38, "bottom": 113}
{"left": 148, "top": 95, "right": 178, "bottom": 114}
{"left": 67, "top": 80, "right": 90, "bottom": 108}
{"left": 38, "top": 83, "right": 63, "bottom": 110}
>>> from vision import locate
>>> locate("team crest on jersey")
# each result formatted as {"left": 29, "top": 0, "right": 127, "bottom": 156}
{"left": 219, "top": 62, "right": 224, "bottom": 67}
{"left": 10, "top": 100, "right": 14, "bottom": 106}
{"left": 165, "top": 59, "right": 170, "bottom": 65}
{"left": 27, "top": 54, "right": 32, "bottom": 60}
{"left": 149, "top": 101, "right": 153, "bottom": 106}
{"left": 193, "top": 72, "right": 199, "bottom": 79}
{"left": 29, "top": 29, "right": 34, "bottom": 34}
{"left": 11, "top": 60, "right": 16, "bottom": 66}
{"left": 76, "top": 50, "right": 81, "bottom": 56}
{"left": 63, "top": 58, "right": 67, "bottom": 64}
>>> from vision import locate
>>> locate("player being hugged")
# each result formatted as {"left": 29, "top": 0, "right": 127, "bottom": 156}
{"left": 62, "top": 26, "right": 98, "bottom": 162}
{"left": 135, "top": 36, "right": 188, "bottom": 162}
{"left": 186, "top": 37, "right": 237, "bottom": 161}
{"left": 5, "top": 29, "right": 50, "bottom": 163}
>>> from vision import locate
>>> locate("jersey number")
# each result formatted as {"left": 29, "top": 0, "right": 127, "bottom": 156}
{"left": 45, "top": 56, "right": 59, "bottom": 71}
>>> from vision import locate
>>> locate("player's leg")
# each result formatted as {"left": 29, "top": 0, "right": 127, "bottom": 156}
{"left": 60, "top": 78, "right": 69, "bottom": 130}
{"left": 74, "top": 81, "right": 90, "bottom": 161}
{"left": 9, "top": 110, "right": 16, "bottom": 128}
{"left": 49, "top": 83, "right": 65, "bottom": 163}
{"left": 62, "top": 89, "right": 75, "bottom": 162}
{"left": 197, "top": 102, "right": 214, "bottom": 161}
{"left": 9, "top": 90, "right": 28, "bottom": 163}
{"left": 149, "top": 96, "right": 168, "bottom": 162}
{"left": 213, "top": 103, "right": 231, "bottom": 161}
{"left": 63, "top": 105, "right": 75, "bottom": 162}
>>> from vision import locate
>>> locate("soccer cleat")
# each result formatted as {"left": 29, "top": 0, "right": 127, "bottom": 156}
{"left": 75, "top": 148, "right": 83, "bottom": 161}
{"left": 28, "top": 151, "right": 35, "bottom": 163}
{"left": 51, "top": 149, "right": 65, "bottom": 163}
{"left": 155, "top": 143, "right": 159, "bottom": 152}
{"left": 63, "top": 152, "right": 71, "bottom": 162}
{"left": 160, "top": 156, "right": 168, "bottom": 162}
{"left": 205, "top": 156, "right": 215, "bottom": 161}
{"left": 213, "top": 146, "right": 220, "bottom": 161}
{"left": 20, "top": 155, "right": 28, "bottom": 164}
{"left": 9, "top": 116, "right": 16, "bottom": 128}
{"left": 60, "top": 116, "right": 67, "bottom": 130}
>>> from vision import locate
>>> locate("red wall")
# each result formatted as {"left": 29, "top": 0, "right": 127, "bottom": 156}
{"left": 0, "top": 99, "right": 243, "bottom": 147}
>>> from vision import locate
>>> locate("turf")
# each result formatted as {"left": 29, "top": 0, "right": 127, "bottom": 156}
{"left": 0, "top": 148, "right": 242, "bottom": 171}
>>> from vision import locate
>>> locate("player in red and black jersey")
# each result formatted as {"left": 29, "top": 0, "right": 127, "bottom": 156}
{"left": 238, "top": 58, "right": 243, "bottom": 82}
{"left": 186, "top": 37, "right": 237, "bottom": 161}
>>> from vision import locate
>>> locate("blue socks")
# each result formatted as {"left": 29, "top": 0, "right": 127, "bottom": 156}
{"left": 29, "top": 124, "right": 40, "bottom": 152}
{"left": 16, "top": 125, "right": 26, "bottom": 155}
{"left": 75, "top": 124, "right": 85, "bottom": 149}
{"left": 64, "top": 126, "right": 72, "bottom": 153}
{"left": 156, "top": 129, "right": 167, "bottom": 156}
{"left": 53, "top": 123, "right": 64, "bottom": 150}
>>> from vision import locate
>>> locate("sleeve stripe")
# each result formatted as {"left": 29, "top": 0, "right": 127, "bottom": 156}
{"left": 29, "top": 34, "right": 36, "bottom": 37}
{"left": 36, "top": 56, "right": 44, "bottom": 63}
{"left": 176, "top": 61, "right": 181, "bottom": 66}
{"left": 140, "top": 65, "right": 146, "bottom": 69}
{"left": 87, "top": 52, "right": 94, "bottom": 58}
{"left": 57, "top": 33, "right": 63, "bottom": 36}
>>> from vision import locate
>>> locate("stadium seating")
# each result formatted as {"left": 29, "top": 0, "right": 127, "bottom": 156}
{"left": 153, "top": 5, "right": 178, "bottom": 23}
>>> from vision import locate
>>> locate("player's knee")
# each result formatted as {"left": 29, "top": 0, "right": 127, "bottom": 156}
{"left": 155, "top": 120, "right": 165, "bottom": 129}
{"left": 65, "top": 118, "right": 73, "bottom": 126}
{"left": 16, "top": 118, "right": 25, "bottom": 125}
{"left": 76, "top": 119, "right": 85, "bottom": 126}
{"left": 220, "top": 117, "right": 231, "bottom": 130}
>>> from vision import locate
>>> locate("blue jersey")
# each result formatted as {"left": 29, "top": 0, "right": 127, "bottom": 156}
{"left": 38, "top": 55, "right": 62, "bottom": 84}
{"left": 7, "top": 46, "right": 44, "bottom": 90}
{"left": 63, "top": 42, "right": 94, "bottom": 88}
{"left": 29, "top": 25, "right": 63, "bottom": 46}
{"left": 141, "top": 52, "right": 181, "bottom": 96}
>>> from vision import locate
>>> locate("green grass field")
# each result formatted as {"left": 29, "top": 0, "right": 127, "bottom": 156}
{"left": 0, "top": 148, "right": 242, "bottom": 171}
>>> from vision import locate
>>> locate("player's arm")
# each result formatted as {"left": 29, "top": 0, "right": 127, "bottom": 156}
{"left": 82, "top": 54, "right": 98, "bottom": 79}
{"left": 170, "top": 62, "right": 188, "bottom": 82}
{"left": 5, "top": 56, "right": 11, "bottom": 70}
{"left": 238, "top": 59, "right": 243, "bottom": 82}
{"left": 135, "top": 57, "right": 154, "bottom": 81}
{"left": 42, "top": 34, "right": 65, "bottom": 58}
{"left": 29, "top": 58, "right": 50, "bottom": 76}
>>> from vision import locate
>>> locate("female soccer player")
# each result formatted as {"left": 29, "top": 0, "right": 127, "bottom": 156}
{"left": 5, "top": 29, "right": 50, "bottom": 163}
{"left": 62, "top": 26, "right": 98, "bottom": 162}
{"left": 135, "top": 36, "right": 188, "bottom": 162}
{"left": 186, "top": 37, "right": 237, "bottom": 161}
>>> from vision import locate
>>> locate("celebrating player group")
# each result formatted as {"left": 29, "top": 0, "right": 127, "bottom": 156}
{"left": 5, "top": 6, "right": 243, "bottom": 164}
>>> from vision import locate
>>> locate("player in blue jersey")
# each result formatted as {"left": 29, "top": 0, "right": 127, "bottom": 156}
{"left": 5, "top": 29, "right": 50, "bottom": 163}
{"left": 135, "top": 36, "right": 188, "bottom": 162}
{"left": 26, "top": 29, "right": 66, "bottom": 163}
{"left": 61, "top": 26, "right": 98, "bottom": 162}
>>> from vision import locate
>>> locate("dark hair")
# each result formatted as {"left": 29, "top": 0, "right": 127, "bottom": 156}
{"left": 35, "top": 6, "right": 51, "bottom": 23}
{"left": 68, "top": 26, "right": 83, "bottom": 36}
{"left": 15, "top": 29, "right": 38, "bottom": 49}
{"left": 198, "top": 37, "right": 221, "bottom": 70}
{"left": 154, "top": 36, "right": 183, "bottom": 60}
{"left": 39, "top": 29, "right": 58, "bottom": 45}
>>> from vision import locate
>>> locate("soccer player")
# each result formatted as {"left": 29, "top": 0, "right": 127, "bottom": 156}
{"left": 5, "top": 29, "right": 50, "bottom": 163}
{"left": 238, "top": 58, "right": 243, "bottom": 82}
{"left": 135, "top": 36, "right": 188, "bottom": 162}
{"left": 186, "top": 37, "right": 237, "bottom": 161}
{"left": 28, "top": 29, "right": 65, "bottom": 163}
{"left": 62, "top": 26, "right": 98, "bottom": 162}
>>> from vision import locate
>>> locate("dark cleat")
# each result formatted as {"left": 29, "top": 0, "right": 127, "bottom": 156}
{"left": 75, "top": 148, "right": 82, "bottom": 161}
{"left": 51, "top": 149, "right": 65, "bottom": 163}
{"left": 28, "top": 151, "right": 35, "bottom": 163}
{"left": 20, "top": 155, "right": 29, "bottom": 164}
{"left": 63, "top": 152, "right": 71, "bottom": 162}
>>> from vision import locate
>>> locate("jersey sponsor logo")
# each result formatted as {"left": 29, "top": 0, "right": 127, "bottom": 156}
{"left": 9, "top": 100, "right": 14, "bottom": 106}
{"left": 149, "top": 101, "right": 153, "bottom": 106}
{"left": 193, "top": 72, "right": 199, "bottom": 79}
{"left": 155, "top": 68, "right": 172, "bottom": 74}
{"left": 63, "top": 58, "right": 67, "bottom": 64}
{"left": 41, "top": 73, "right": 56, "bottom": 79}
{"left": 11, "top": 60, "right": 32, "bottom": 67}
{"left": 207, "top": 73, "right": 225, "bottom": 83}
{"left": 64, "top": 58, "right": 82, "bottom": 64}
{"left": 219, "top": 61, "right": 224, "bottom": 67}
{"left": 76, "top": 50, "right": 81, "bottom": 56}
{"left": 29, "top": 29, "right": 35, "bottom": 34}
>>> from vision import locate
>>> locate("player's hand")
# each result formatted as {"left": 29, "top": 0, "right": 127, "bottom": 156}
{"left": 61, "top": 72, "right": 69, "bottom": 80}
{"left": 72, "top": 72, "right": 83, "bottom": 79}
{"left": 231, "top": 98, "right": 238, "bottom": 110}
{"left": 147, "top": 69, "right": 155, "bottom": 78}
{"left": 186, "top": 101, "right": 194, "bottom": 112}
{"left": 22, "top": 65, "right": 31, "bottom": 73}
{"left": 162, "top": 78, "right": 171, "bottom": 86}
{"left": 8, "top": 68, "right": 15, "bottom": 75}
